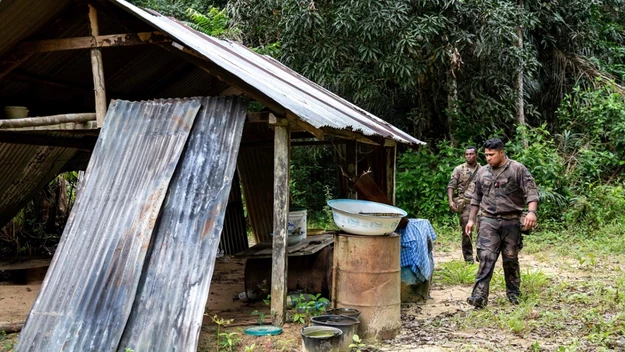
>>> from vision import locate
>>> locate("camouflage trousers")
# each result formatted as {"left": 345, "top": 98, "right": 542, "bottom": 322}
{"left": 471, "top": 216, "right": 522, "bottom": 302}
{"left": 459, "top": 205, "right": 474, "bottom": 262}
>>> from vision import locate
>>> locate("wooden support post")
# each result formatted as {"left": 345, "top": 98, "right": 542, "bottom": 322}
{"left": 270, "top": 114, "right": 290, "bottom": 326}
{"left": 89, "top": 4, "right": 107, "bottom": 127}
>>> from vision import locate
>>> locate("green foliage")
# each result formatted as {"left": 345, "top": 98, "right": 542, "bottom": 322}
{"left": 349, "top": 334, "right": 366, "bottom": 351}
{"left": 185, "top": 7, "right": 240, "bottom": 39}
{"left": 396, "top": 141, "right": 464, "bottom": 220}
{"left": 290, "top": 293, "right": 329, "bottom": 326}
{"left": 290, "top": 145, "right": 338, "bottom": 225}
{"left": 211, "top": 315, "right": 240, "bottom": 352}
{"left": 434, "top": 260, "right": 477, "bottom": 286}
{"left": 250, "top": 310, "right": 266, "bottom": 325}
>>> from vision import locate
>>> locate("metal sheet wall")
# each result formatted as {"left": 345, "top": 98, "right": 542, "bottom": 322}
{"left": 0, "top": 143, "right": 77, "bottom": 227}
{"left": 16, "top": 98, "right": 201, "bottom": 352}
{"left": 237, "top": 145, "right": 275, "bottom": 244}
{"left": 219, "top": 170, "right": 249, "bottom": 255}
{"left": 119, "top": 96, "right": 248, "bottom": 351}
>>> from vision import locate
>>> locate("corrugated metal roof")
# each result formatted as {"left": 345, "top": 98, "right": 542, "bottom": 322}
{"left": 0, "top": 143, "right": 78, "bottom": 227}
{"left": 113, "top": 0, "right": 425, "bottom": 147}
{"left": 120, "top": 96, "right": 248, "bottom": 351}
{"left": 0, "top": 0, "right": 70, "bottom": 57}
{"left": 17, "top": 98, "right": 201, "bottom": 352}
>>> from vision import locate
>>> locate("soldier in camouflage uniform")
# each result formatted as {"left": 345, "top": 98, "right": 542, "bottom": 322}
{"left": 464, "top": 138, "right": 538, "bottom": 308}
{"left": 447, "top": 146, "right": 481, "bottom": 263}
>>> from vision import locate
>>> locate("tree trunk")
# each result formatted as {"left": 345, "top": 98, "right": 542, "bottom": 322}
{"left": 447, "top": 68, "right": 458, "bottom": 146}
{"left": 516, "top": 0, "right": 527, "bottom": 147}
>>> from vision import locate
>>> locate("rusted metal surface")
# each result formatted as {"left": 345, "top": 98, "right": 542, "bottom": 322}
{"left": 114, "top": 0, "right": 425, "bottom": 147}
{"left": 120, "top": 96, "right": 248, "bottom": 351}
{"left": 0, "top": 143, "right": 77, "bottom": 228}
{"left": 237, "top": 143, "right": 275, "bottom": 244}
{"left": 333, "top": 233, "right": 401, "bottom": 340}
{"left": 220, "top": 171, "right": 249, "bottom": 255}
{"left": 0, "top": 0, "right": 70, "bottom": 58}
{"left": 16, "top": 98, "right": 201, "bottom": 352}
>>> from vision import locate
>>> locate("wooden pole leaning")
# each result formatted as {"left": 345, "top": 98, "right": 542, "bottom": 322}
{"left": 89, "top": 4, "right": 107, "bottom": 127}
{"left": 269, "top": 114, "right": 291, "bottom": 326}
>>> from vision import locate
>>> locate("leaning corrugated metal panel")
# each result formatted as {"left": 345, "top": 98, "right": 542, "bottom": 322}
{"left": 16, "top": 99, "right": 201, "bottom": 352}
{"left": 0, "top": 144, "right": 77, "bottom": 227}
{"left": 119, "top": 97, "right": 248, "bottom": 351}
{"left": 113, "top": 0, "right": 424, "bottom": 147}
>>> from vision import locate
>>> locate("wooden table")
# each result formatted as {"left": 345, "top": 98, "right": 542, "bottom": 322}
{"left": 235, "top": 234, "right": 334, "bottom": 259}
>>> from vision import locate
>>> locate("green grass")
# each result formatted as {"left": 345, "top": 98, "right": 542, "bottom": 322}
{"left": 434, "top": 260, "right": 478, "bottom": 285}
{"left": 425, "top": 217, "right": 625, "bottom": 350}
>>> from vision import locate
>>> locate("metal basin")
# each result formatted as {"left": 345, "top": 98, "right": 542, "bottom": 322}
{"left": 327, "top": 199, "right": 406, "bottom": 235}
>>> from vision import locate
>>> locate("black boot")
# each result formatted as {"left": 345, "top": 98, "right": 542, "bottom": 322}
{"left": 466, "top": 295, "right": 487, "bottom": 308}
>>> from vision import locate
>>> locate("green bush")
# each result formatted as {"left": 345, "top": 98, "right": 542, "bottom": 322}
{"left": 396, "top": 141, "right": 464, "bottom": 220}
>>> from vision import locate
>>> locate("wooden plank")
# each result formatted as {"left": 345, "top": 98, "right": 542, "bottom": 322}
{"left": 235, "top": 235, "right": 334, "bottom": 258}
{"left": 285, "top": 111, "right": 324, "bottom": 140}
{"left": 89, "top": 4, "right": 107, "bottom": 127}
{"left": 0, "top": 257, "right": 51, "bottom": 271}
{"left": 15, "top": 32, "right": 170, "bottom": 53}
{"left": 270, "top": 119, "right": 290, "bottom": 326}
{"left": 3, "top": 121, "right": 99, "bottom": 132}
{"left": 323, "top": 127, "right": 383, "bottom": 146}
{"left": 0, "top": 113, "right": 96, "bottom": 129}
{"left": 219, "top": 86, "right": 242, "bottom": 96}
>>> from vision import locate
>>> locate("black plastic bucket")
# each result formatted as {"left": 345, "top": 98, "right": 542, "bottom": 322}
{"left": 301, "top": 326, "right": 342, "bottom": 352}
{"left": 326, "top": 307, "right": 361, "bottom": 319}
{"left": 311, "top": 315, "right": 360, "bottom": 351}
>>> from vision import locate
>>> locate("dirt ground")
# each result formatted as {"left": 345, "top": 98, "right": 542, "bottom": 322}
{"left": 2, "top": 239, "right": 621, "bottom": 351}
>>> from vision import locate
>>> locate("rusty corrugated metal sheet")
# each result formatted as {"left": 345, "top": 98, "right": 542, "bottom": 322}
{"left": 16, "top": 98, "right": 201, "bottom": 352}
{"left": 237, "top": 145, "right": 275, "bottom": 244}
{"left": 120, "top": 96, "right": 248, "bottom": 351}
{"left": 0, "top": 143, "right": 78, "bottom": 227}
{"left": 113, "top": 0, "right": 425, "bottom": 147}
{"left": 220, "top": 170, "right": 249, "bottom": 255}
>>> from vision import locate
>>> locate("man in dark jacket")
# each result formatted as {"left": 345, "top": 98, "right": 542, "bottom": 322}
{"left": 447, "top": 146, "right": 481, "bottom": 263}
{"left": 464, "top": 138, "right": 539, "bottom": 308}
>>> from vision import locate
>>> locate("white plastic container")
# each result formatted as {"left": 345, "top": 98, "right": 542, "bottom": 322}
{"left": 288, "top": 208, "right": 307, "bottom": 238}
{"left": 4, "top": 106, "right": 29, "bottom": 119}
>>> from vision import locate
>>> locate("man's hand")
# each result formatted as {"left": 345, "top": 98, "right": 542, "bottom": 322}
{"left": 524, "top": 212, "right": 537, "bottom": 230}
{"left": 464, "top": 219, "right": 474, "bottom": 237}
{"left": 449, "top": 200, "right": 457, "bottom": 212}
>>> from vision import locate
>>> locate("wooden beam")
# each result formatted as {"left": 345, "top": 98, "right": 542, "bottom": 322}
{"left": 270, "top": 117, "right": 290, "bottom": 326}
{"left": 241, "top": 139, "right": 346, "bottom": 148}
{"left": 285, "top": 111, "right": 324, "bottom": 140}
{"left": 323, "top": 127, "right": 383, "bottom": 146}
{"left": 89, "top": 4, "right": 107, "bottom": 127}
{"left": 219, "top": 86, "right": 242, "bottom": 96}
{"left": 16, "top": 32, "right": 170, "bottom": 53}
{"left": 0, "top": 53, "right": 33, "bottom": 80}
{"left": 0, "top": 113, "right": 96, "bottom": 129}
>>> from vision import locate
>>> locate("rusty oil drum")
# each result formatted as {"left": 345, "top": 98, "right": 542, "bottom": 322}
{"left": 332, "top": 233, "right": 401, "bottom": 340}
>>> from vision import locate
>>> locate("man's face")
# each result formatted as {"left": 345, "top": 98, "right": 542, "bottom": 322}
{"left": 464, "top": 149, "right": 477, "bottom": 165}
{"left": 484, "top": 148, "right": 505, "bottom": 167}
